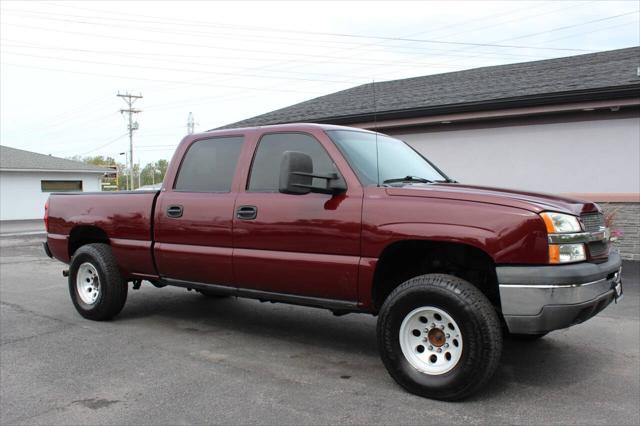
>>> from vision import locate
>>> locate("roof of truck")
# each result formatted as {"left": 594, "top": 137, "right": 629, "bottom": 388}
{"left": 202, "top": 122, "right": 376, "bottom": 136}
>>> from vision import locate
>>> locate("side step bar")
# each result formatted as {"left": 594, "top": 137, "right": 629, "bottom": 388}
{"left": 161, "top": 278, "right": 362, "bottom": 313}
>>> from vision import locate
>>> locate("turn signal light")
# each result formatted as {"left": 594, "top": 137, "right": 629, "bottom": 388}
{"left": 548, "top": 243, "right": 586, "bottom": 264}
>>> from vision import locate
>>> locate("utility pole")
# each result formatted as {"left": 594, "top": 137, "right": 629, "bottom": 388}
{"left": 117, "top": 92, "right": 142, "bottom": 190}
{"left": 187, "top": 111, "right": 196, "bottom": 135}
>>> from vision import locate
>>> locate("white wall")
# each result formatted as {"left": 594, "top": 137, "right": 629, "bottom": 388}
{"left": 393, "top": 117, "right": 640, "bottom": 194}
{"left": 0, "top": 171, "right": 102, "bottom": 221}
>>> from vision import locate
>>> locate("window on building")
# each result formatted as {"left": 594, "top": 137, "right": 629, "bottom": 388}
{"left": 174, "top": 136, "right": 244, "bottom": 192}
{"left": 41, "top": 180, "right": 83, "bottom": 192}
{"left": 248, "top": 133, "right": 338, "bottom": 192}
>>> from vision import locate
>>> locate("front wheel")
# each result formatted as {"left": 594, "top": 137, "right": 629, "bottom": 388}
{"left": 68, "top": 243, "right": 128, "bottom": 321}
{"left": 377, "top": 274, "right": 502, "bottom": 401}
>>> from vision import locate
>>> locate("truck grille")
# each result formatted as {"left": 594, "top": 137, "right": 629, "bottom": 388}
{"left": 581, "top": 212, "right": 604, "bottom": 233}
{"left": 581, "top": 212, "right": 608, "bottom": 261}
{"left": 587, "top": 240, "right": 609, "bottom": 258}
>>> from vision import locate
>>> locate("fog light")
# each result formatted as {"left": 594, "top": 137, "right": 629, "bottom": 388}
{"left": 549, "top": 243, "right": 586, "bottom": 264}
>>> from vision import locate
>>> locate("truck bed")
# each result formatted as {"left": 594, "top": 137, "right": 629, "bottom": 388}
{"left": 46, "top": 191, "right": 159, "bottom": 279}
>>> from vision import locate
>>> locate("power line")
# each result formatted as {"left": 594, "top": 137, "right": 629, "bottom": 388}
{"left": 0, "top": 40, "right": 552, "bottom": 67}
{"left": 4, "top": 7, "right": 570, "bottom": 60}
{"left": 541, "top": 20, "right": 639, "bottom": 44}
{"left": 0, "top": 20, "right": 594, "bottom": 53}
{"left": 503, "top": 10, "right": 638, "bottom": 43}
{"left": 9, "top": 1, "right": 566, "bottom": 97}
{"left": 77, "top": 133, "right": 129, "bottom": 156}
{"left": 6, "top": 4, "right": 628, "bottom": 106}
{"left": 6, "top": 5, "right": 629, "bottom": 99}
{"left": 32, "top": 1, "right": 594, "bottom": 52}
{"left": 20, "top": 0, "right": 632, "bottom": 99}
{"left": 0, "top": 62, "right": 323, "bottom": 94}
{"left": 424, "top": 9, "right": 639, "bottom": 67}
{"left": 2, "top": 50, "right": 358, "bottom": 84}
{"left": 27, "top": 0, "right": 567, "bottom": 88}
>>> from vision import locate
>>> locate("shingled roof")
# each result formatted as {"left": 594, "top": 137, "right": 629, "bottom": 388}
{"left": 0, "top": 146, "right": 110, "bottom": 173}
{"left": 218, "top": 46, "right": 640, "bottom": 129}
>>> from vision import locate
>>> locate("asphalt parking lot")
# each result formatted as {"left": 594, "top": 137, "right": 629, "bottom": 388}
{"left": 1, "top": 235, "right": 638, "bottom": 425}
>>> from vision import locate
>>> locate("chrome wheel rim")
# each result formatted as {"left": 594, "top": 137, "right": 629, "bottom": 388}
{"left": 77, "top": 262, "right": 100, "bottom": 305}
{"left": 399, "top": 306, "right": 463, "bottom": 375}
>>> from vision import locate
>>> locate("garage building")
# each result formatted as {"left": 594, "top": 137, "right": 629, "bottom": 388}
{"left": 0, "top": 145, "right": 108, "bottom": 222}
{"left": 219, "top": 47, "right": 640, "bottom": 260}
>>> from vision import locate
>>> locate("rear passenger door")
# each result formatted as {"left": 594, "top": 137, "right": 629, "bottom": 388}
{"left": 233, "top": 132, "right": 362, "bottom": 302}
{"left": 154, "top": 135, "right": 244, "bottom": 285}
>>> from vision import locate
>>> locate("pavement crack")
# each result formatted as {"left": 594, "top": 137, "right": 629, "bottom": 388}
{"left": 1, "top": 327, "right": 66, "bottom": 346}
{"left": 71, "top": 398, "right": 121, "bottom": 410}
{"left": 0, "top": 301, "right": 76, "bottom": 327}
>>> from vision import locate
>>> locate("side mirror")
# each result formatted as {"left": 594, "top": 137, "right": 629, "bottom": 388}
{"left": 279, "top": 151, "right": 346, "bottom": 196}
{"left": 279, "top": 151, "right": 313, "bottom": 195}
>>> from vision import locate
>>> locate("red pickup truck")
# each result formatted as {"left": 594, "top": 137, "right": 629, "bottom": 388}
{"left": 44, "top": 123, "right": 623, "bottom": 400}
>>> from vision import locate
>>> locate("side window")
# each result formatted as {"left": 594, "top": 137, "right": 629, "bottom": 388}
{"left": 174, "top": 136, "right": 244, "bottom": 192}
{"left": 248, "top": 133, "right": 337, "bottom": 192}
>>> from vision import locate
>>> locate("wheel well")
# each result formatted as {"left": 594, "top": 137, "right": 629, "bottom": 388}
{"left": 372, "top": 240, "right": 499, "bottom": 311}
{"left": 68, "top": 226, "right": 109, "bottom": 257}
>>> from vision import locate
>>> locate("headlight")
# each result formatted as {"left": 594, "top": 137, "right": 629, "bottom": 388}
{"left": 540, "top": 212, "right": 586, "bottom": 263}
{"left": 540, "top": 212, "right": 582, "bottom": 233}
{"left": 549, "top": 243, "right": 586, "bottom": 264}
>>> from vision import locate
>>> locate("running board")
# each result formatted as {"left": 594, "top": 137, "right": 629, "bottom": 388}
{"left": 160, "top": 278, "right": 362, "bottom": 312}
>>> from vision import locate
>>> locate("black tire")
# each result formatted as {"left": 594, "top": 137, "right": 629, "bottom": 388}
{"left": 377, "top": 274, "right": 502, "bottom": 401}
{"left": 68, "top": 243, "right": 128, "bottom": 321}
{"left": 507, "top": 332, "right": 548, "bottom": 341}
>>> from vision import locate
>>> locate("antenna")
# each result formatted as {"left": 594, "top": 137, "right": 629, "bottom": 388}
{"left": 372, "top": 80, "right": 381, "bottom": 187}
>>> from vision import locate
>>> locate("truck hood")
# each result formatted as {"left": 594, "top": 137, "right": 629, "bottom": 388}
{"left": 386, "top": 183, "right": 598, "bottom": 216}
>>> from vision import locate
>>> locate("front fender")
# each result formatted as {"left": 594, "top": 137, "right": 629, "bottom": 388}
{"left": 373, "top": 222, "right": 497, "bottom": 259}
{"left": 362, "top": 212, "right": 548, "bottom": 264}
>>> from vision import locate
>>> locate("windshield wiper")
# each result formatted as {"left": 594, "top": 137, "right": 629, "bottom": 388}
{"left": 382, "top": 176, "right": 433, "bottom": 185}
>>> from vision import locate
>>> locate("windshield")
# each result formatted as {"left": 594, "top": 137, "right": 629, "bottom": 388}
{"left": 326, "top": 130, "right": 448, "bottom": 186}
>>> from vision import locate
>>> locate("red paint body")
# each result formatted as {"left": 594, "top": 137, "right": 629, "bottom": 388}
{"left": 46, "top": 123, "right": 600, "bottom": 311}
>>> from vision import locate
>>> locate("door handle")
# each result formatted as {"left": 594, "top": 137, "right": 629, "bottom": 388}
{"left": 236, "top": 205, "right": 257, "bottom": 220}
{"left": 166, "top": 205, "right": 183, "bottom": 218}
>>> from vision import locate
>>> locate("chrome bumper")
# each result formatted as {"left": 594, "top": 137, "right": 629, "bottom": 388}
{"left": 497, "top": 250, "right": 622, "bottom": 334}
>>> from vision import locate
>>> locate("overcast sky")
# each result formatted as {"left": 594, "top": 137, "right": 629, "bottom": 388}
{"left": 1, "top": 1, "right": 638, "bottom": 166}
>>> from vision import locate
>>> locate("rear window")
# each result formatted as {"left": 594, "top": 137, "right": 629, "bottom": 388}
{"left": 174, "top": 136, "right": 244, "bottom": 192}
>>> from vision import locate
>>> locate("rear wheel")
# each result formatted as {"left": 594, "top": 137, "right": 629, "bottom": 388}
{"left": 377, "top": 274, "right": 502, "bottom": 401}
{"left": 68, "top": 243, "right": 128, "bottom": 321}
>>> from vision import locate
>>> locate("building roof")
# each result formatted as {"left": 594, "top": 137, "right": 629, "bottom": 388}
{"left": 218, "top": 46, "right": 640, "bottom": 129}
{"left": 0, "top": 146, "right": 110, "bottom": 173}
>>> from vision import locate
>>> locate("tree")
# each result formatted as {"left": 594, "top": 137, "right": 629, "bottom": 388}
{"left": 68, "top": 155, "right": 116, "bottom": 166}
{"left": 69, "top": 155, "right": 168, "bottom": 190}
{"left": 84, "top": 155, "right": 116, "bottom": 166}
{"left": 140, "top": 159, "right": 168, "bottom": 186}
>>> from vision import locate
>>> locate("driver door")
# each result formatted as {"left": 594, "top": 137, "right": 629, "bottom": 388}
{"left": 233, "top": 131, "right": 363, "bottom": 302}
